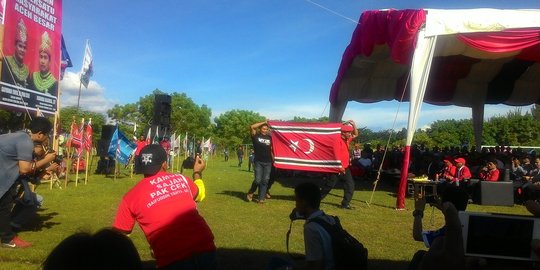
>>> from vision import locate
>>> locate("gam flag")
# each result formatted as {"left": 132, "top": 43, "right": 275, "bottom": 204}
{"left": 268, "top": 121, "right": 343, "bottom": 173}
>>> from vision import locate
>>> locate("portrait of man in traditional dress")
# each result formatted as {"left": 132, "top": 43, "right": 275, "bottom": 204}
{"left": 29, "top": 31, "right": 58, "bottom": 96}
{"left": 1, "top": 18, "right": 30, "bottom": 88}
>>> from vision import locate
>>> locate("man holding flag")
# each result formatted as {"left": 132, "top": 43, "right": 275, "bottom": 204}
{"left": 246, "top": 120, "right": 272, "bottom": 204}
{"left": 269, "top": 119, "right": 359, "bottom": 209}
{"left": 320, "top": 120, "right": 359, "bottom": 209}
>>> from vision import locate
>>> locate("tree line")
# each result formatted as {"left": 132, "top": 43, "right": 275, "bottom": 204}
{"left": 1, "top": 89, "right": 539, "bottom": 150}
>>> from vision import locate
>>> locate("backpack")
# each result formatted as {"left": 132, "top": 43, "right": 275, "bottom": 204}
{"left": 309, "top": 216, "right": 368, "bottom": 270}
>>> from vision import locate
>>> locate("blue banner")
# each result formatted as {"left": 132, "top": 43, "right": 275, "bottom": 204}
{"left": 108, "top": 127, "right": 136, "bottom": 165}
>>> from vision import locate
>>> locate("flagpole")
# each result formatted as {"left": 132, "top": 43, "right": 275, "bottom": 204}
{"left": 84, "top": 118, "right": 91, "bottom": 185}
{"left": 114, "top": 127, "right": 119, "bottom": 181}
{"left": 75, "top": 118, "right": 84, "bottom": 186}
{"left": 64, "top": 116, "right": 75, "bottom": 188}
{"left": 76, "top": 80, "right": 83, "bottom": 112}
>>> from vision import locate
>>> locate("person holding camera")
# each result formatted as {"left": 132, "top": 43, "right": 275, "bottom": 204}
{"left": 113, "top": 144, "right": 216, "bottom": 270}
{"left": 410, "top": 186, "right": 468, "bottom": 270}
{"left": 0, "top": 117, "right": 56, "bottom": 248}
{"left": 479, "top": 159, "right": 499, "bottom": 182}
{"left": 10, "top": 141, "right": 59, "bottom": 231}
{"left": 268, "top": 182, "right": 335, "bottom": 270}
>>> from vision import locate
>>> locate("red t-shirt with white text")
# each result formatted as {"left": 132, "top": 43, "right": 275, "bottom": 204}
{"left": 113, "top": 172, "right": 215, "bottom": 267}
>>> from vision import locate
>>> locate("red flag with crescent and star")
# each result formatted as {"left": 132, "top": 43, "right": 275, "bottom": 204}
{"left": 268, "top": 121, "right": 344, "bottom": 173}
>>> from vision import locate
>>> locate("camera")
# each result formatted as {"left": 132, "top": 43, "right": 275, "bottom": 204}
{"left": 53, "top": 155, "right": 63, "bottom": 165}
{"left": 425, "top": 195, "right": 438, "bottom": 205}
{"left": 289, "top": 208, "right": 306, "bottom": 221}
{"left": 182, "top": 156, "right": 196, "bottom": 169}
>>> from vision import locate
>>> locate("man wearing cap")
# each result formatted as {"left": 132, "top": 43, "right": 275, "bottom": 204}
{"left": 320, "top": 120, "right": 359, "bottom": 209}
{"left": 29, "top": 31, "right": 58, "bottom": 96}
{"left": 437, "top": 157, "right": 456, "bottom": 182}
{"left": 450, "top": 158, "right": 471, "bottom": 186}
{"left": 0, "top": 117, "right": 56, "bottom": 248}
{"left": 2, "top": 18, "right": 30, "bottom": 88}
{"left": 113, "top": 144, "right": 216, "bottom": 269}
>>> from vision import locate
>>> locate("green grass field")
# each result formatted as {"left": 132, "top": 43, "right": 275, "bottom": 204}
{"left": 0, "top": 157, "right": 531, "bottom": 269}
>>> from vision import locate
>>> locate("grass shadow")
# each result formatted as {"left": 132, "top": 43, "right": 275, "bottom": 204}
{"left": 215, "top": 248, "right": 409, "bottom": 270}
{"left": 23, "top": 210, "right": 60, "bottom": 232}
{"left": 218, "top": 190, "right": 248, "bottom": 201}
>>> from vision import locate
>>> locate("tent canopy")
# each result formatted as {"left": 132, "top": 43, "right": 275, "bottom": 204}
{"left": 329, "top": 9, "right": 540, "bottom": 209}
{"left": 330, "top": 9, "right": 540, "bottom": 119}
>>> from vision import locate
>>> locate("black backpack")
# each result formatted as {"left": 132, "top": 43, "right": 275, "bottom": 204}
{"left": 309, "top": 216, "right": 368, "bottom": 270}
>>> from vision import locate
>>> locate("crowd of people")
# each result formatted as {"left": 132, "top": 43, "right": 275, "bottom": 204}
{"left": 2, "top": 116, "right": 540, "bottom": 270}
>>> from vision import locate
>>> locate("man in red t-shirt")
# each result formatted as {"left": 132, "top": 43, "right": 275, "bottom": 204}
{"left": 113, "top": 144, "right": 216, "bottom": 269}
{"left": 134, "top": 135, "right": 147, "bottom": 174}
{"left": 320, "top": 120, "right": 359, "bottom": 209}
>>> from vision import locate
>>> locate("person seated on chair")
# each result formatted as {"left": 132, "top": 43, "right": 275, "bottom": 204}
{"left": 437, "top": 157, "right": 456, "bottom": 182}
{"left": 478, "top": 159, "right": 499, "bottom": 182}
{"left": 522, "top": 157, "right": 540, "bottom": 201}
{"left": 449, "top": 158, "right": 471, "bottom": 186}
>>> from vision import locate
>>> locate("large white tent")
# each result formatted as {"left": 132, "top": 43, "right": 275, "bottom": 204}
{"left": 329, "top": 9, "right": 540, "bottom": 209}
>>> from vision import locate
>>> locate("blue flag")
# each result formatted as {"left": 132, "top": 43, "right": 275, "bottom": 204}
{"left": 60, "top": 35, "right": 73, "bottom": 80}
{"left": 108, "top": 127, "right": 136, "bottom": 165}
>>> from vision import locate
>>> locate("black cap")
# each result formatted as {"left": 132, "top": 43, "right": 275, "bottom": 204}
{"left": 138, "top": 144, "right": 167, "bottom": 175}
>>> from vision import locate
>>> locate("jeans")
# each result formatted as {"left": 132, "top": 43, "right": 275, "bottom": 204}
{"left": 0, "top": 184, "right": 18, "bottom": 243}
{"left": 159, "top": 251, "right": 217, "bottom": 270}
{"left": 238, "top": 155, "right": 243, "bottom": 167}
{"left": 320, "top": 167, "right": 355, "bottom": 207}
{"left": 248, "top": 161, "right": 272, "bottom": 201}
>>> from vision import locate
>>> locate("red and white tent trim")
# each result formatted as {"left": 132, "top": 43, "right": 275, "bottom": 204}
{"left": 328, "top": 9, "right": 540, "bottom": 209}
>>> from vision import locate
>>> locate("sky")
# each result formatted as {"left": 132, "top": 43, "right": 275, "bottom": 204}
{"left": 59, "top": 0, "right": 540, "bottom": 130}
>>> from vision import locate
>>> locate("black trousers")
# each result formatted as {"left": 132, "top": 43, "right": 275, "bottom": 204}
{"left": 320, "top": 168, "right": 355, "bottom": 207}
{"left": 0, "top": 183, "right": 18, "bottom": 243}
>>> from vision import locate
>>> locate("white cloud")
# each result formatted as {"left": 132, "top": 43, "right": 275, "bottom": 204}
{"left": 58, "top": 71, "right": 115, "bottom": 114}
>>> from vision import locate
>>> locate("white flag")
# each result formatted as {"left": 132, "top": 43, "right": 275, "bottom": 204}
{"left": 80, "top": 40, "right": 94, "bottom": 88}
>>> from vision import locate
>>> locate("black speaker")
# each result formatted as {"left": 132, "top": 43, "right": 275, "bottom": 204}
{"left": 96, "top": 140, "right": 110, "bottom": 157}
{"left": 101, "top": 125, "right": 116, "bottom": 141}
{"left": 153, "top": 94, "right": 171, "bottom": 128}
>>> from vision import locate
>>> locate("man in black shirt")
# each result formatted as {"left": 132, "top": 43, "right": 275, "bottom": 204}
{"left": 246, "top": 120, "right": 272, "bottom": 203}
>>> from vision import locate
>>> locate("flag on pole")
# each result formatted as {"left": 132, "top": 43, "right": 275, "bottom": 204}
{"left": 68, "top": 120, "right": 83, "bottom": 150}
{"left": 170, "top": 132, "right": 177, "bottom": 150}
{"left": 76, "top": 119, "right": 85, "bottom": 158}
{"left": 268, "top": 121, "right": 343, "bottom": 173}
{"left": 145, "top": 128, "right": 152, "bottom": 145}
{"left": 60, "top": 35, "right": 73, "bottom": 80}
{"left": 176, "top": 133, "right": 181, "bottom": 150}
{"left": 84, "top": 119, "right": 93, "bottom": 152}
{"left": 203, "top": 138, "right": 212, "bottom": 151}
{"left": 80, "top": 40, "right": 94, "bottom": 88}
{"left": 108, "top": 126, "right": 137, "bottom": 165}
{"left": 152, "top": 126, "right": 159, "bottom": 144}
{"left": 133, "top": 123, "right": 137, "bottom": 140}
{"left": 182, "top": 132, "right": 188, "bottom": 151}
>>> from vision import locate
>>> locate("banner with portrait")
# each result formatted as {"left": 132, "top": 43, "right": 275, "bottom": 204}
{"left": 0, "top": 0, "right": 62, "bottom": 116}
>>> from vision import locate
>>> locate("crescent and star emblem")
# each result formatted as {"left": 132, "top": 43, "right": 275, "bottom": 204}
{"left": 289, "top": 139, "right": 315, "bottom": 154}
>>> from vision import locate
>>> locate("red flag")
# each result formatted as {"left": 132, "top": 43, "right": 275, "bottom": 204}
{"left": 84, "top": 120, "right": 93, "bottom": 151}
{"left": 268, "top": 121, "right": 343, "bottom": 173}
{"left": 67, "top": 120, "right": 82, "bottom": 148}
